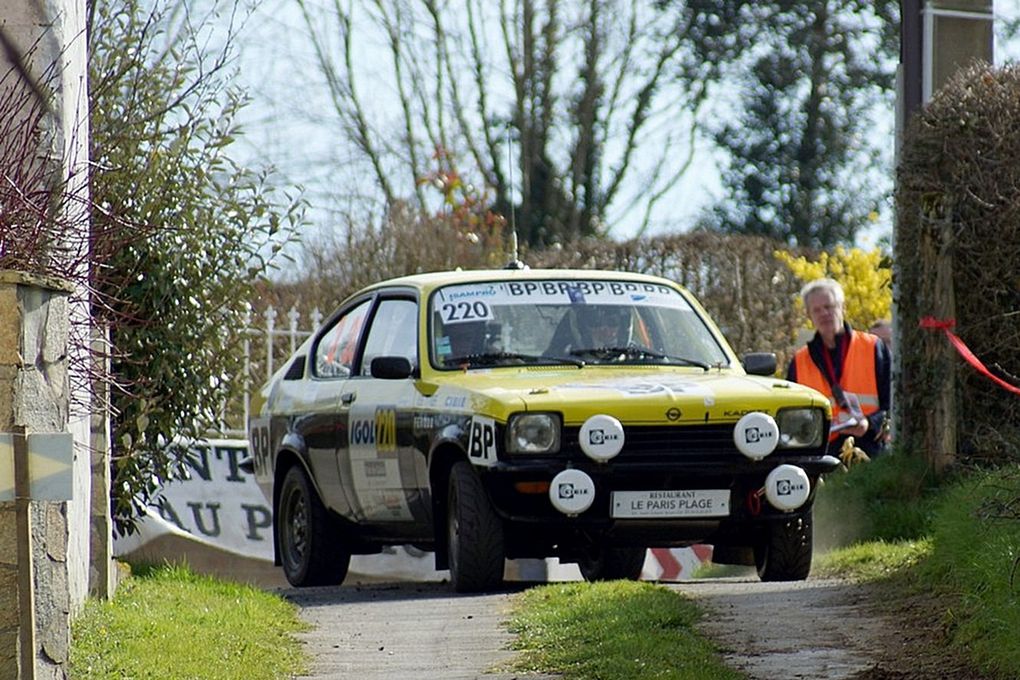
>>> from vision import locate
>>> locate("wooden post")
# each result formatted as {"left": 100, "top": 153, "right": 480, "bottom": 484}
{"left": 12, "top": 426, "right": 35, "bottom": 680}
{"left": 920, "top": 197, "right": 957, "bottom": 475}
{"left": 932, "top": 215, "right": 957, "bottom": 474}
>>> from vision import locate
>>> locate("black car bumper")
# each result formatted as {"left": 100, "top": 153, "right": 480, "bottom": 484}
{"left": 480, "top": 451, "right": 838, "bottom": 552}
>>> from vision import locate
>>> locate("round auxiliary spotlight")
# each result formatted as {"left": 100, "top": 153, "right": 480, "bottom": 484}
{"left": 548, "top": 469, "right": 596, "bottom": 516}
{"left": 579, "top": 414, "right": 625, "bottom": 462}
{"left": 764, "top": 464, "right": 811, "bottom": 512}
{"left": 733, "top": 412, "right": 779, "bottom": 460}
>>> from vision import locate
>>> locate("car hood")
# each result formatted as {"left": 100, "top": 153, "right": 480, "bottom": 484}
{"left": 421, "top": 366, "right": 829, "bottom": 425}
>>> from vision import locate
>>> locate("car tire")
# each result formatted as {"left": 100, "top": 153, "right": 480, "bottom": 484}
{"left": 578, "top": 547, "right": 646, "bottom": 582}
{"left": 278, "top": 464, "right": 351, "bottom": 587}
{"left": 447, "top": 461, "right": 505, "bottom": 593}
{"left": 755, "top": 510, "right": 813, "bottom": 582}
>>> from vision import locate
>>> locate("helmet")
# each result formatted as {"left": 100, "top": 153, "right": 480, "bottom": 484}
{"left": 439, "top": 320, "right": 501, "bottom": 359}
{"left": 576, "top": 305, "right": 632, "bottom": 346}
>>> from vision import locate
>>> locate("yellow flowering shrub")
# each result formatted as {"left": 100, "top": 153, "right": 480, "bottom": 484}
{"left": 775, "top": 246, "right": 892, "bottom": 330}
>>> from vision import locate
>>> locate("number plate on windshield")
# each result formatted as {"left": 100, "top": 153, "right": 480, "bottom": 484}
{"left": 611, "top": 489, "right": 730, "bottom": 518}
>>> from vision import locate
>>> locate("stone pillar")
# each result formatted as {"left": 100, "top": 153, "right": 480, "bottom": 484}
{"left": 0, "top": 271, "right": 73, "bottom": 680}
{"left": 89, "top": 327, "right": 114, "bottom": 599}
{"left": 1, "top": 0, "right": 95, "bottom": 616}
{"left": 0, "top": 508, "right": 19, "bottom": 680}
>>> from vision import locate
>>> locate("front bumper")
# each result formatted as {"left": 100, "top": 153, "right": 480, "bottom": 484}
{"left": 481, "top": 423, "right": 838, "bottom": 551}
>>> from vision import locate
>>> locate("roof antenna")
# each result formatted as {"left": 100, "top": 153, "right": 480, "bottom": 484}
{"left": 504, "top": 124, "right": 527, "bottom": 270}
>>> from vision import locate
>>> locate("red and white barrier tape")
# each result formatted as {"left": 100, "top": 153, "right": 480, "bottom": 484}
{"left": 919, "top": 316, "right": 1020, "bottom": 396}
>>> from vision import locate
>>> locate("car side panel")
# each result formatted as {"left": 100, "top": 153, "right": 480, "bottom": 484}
{"left": 273, "top": 377, "right": 353, "bottom": 516}
{"left": 339, "top": 378, "right": 432, "bottom": 528}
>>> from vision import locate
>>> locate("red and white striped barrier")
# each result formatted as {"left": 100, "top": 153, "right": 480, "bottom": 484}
{"left": 643, "top": 545, "right": 714, "bottom": 581}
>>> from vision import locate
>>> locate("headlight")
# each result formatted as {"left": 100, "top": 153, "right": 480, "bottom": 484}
{"left": 776, "top": 408, "right": 824, "bottom": 448}
{"left": 506, "top": 413, "right": 560, "bottom": 454}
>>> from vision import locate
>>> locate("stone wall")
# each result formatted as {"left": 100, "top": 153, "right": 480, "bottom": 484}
{"left": 0, "top": 272, "right": 74, "bottom": 678}
{"left": 2, "top": 0, "right": 99, "bottom": 615}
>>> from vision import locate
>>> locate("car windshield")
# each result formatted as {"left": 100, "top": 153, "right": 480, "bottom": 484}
{"left": 430, "top": 279, "right": 730, "bottom": 369}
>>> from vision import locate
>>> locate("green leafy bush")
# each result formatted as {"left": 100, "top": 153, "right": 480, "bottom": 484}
{"left": 88, "top": 0, "right": 302, "bottom": 530}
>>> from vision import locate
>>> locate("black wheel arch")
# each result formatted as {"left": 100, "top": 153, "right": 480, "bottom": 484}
{"left": 271, "top": 447, "right": 313, "bottom": 567}
{"left": 428, "top": 442, "right": 470, "bottom": 570}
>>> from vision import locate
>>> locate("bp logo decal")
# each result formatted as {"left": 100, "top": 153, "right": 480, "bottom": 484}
{"left": 468, "top": 416, "right": 497, "bottom": 467}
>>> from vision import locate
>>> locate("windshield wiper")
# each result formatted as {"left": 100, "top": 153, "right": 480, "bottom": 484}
{"left": 663, "top": 355, "right": 711, "bottom": 371}
{"left": 568, "top": 345, "right": 710, "bottom": 371}
{"left": 445, "top": 352, "right": 584, "bottom": 368}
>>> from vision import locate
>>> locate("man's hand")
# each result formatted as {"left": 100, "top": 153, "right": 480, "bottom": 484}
{"left": 846, "top": 418, "right": 869, "bottom": 439}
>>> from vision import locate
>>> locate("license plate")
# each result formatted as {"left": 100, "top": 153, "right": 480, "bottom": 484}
{"left": 611, "top": 489, "right": 730, "bottom": 518}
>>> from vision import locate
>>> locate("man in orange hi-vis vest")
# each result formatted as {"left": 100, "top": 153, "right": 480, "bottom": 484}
{"left": 786, "top": 278, "right": 892, "bottom": 457}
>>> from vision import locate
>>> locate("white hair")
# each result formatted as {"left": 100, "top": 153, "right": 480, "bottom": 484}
{"left": 800, "top": 278, "right": 845, "bottom": 308}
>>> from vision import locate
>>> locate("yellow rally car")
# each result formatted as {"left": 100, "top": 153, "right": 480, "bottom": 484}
{"left": 248, "top": 268, "right": 838, "bottom": 592}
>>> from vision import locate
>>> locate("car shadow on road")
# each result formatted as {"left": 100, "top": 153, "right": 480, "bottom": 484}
{"left": 277, "top": 579, "right": 546, "bottom": 609}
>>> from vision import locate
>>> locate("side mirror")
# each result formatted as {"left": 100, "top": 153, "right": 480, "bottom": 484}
{"left": 742, "top": 352, "right": 777, "bottom": 376}
{"left": 371, "top": 356, "right": 415, "bottom": 380}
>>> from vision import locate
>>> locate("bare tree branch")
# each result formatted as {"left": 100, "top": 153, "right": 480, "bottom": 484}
{"left": 0, "top": 27, "right": 52, "bottom": 113}
{"left": 462, "top": 0, "right": 504, "bottom": 196}
{"left": 635, "top": 90, "right": 707, "bottom": 237}
{"left": 423, "top": 0, "right": 449, "bottom": 157}
{"left": 298, "top": 0, "right": 395, "bottom": 205}
{"left": 602, "top": 20, "right": 685, "bottom": 210}
{"left": 372, "top": 0, "right": 428, "bottom": 207}
{"left": 293, "top": 0, "right": 719, "bottom": 245}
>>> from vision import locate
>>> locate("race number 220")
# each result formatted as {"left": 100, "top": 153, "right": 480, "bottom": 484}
{"left": 440, "top": 301, "right": 493, "bottom": 324}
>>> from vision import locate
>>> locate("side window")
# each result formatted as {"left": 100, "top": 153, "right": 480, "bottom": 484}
{"left": 361, "top": 299, "right": 418, "bottom": 376}
{"left": 314, "top": 300, "right": 371, "bottom": 378}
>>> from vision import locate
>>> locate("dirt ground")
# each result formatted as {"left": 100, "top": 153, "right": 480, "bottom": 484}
{"left": 675, "top": 575, "right": 990, "bottom": 680}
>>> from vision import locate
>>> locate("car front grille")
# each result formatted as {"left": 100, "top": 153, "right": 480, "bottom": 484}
{"left": 561, "top": 424, "right": 741, "bottom": 463}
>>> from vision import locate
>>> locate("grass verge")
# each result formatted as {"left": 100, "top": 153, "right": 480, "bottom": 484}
{"left": 71, "top": 563, "right": 308, "bottom": 680}
{"left": 813, "top": 456, "right": 1020, "bottom": 679}
{"left": 505, "top": 580, "right": 741, "bottom": 680}
{"left": 915, "top": 467, "right": 1020, "bottom": 678}
{"left": 505, "top": 456, "right": 1020, "bottom": 680}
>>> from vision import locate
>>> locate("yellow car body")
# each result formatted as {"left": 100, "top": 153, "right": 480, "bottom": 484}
{"left": 249, "top": 268, "right": 837, "bottom": 591}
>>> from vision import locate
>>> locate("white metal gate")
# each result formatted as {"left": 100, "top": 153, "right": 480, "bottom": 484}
{"left": 220, "top": 305, "right": 323, "bottom": 438}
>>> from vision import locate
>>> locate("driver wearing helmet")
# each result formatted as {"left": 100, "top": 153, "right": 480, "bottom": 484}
{"left": 546, "top": 304, "right": 635, "bottom": 355}
{"left": 582, "top": 305, "right": 633, "bottom": 347}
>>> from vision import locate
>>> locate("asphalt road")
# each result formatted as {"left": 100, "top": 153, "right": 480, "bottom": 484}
{"left": 281, "top": 574, "right": 920, "bottom": 680}
{"left": 282, "top": 579, "right": 559, "bottom": 680}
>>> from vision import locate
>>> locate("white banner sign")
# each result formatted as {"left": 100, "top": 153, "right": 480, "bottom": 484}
{"left": 113, "top": 438, "right": 443, "bottom": 582}
{"left": 114, "top": 439, "right": 273, "bottom": 561}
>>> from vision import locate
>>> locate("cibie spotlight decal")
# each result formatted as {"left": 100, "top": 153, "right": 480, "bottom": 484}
{"left": 557, "top": 481, "right": 589, "bottom": 500}
{"left": 733, "top": 412, "right": 779, "bottom": 460}
{"left": 744, "top": 426, "right": 769, "bottom": 444}
{"left": 579, "top": 414, "right": 625, "bottom": 462}
{"left": 549, "top": 469, "right": 595, "bottom": 515}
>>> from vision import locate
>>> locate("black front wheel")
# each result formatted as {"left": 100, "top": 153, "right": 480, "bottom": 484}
{"left": 754, "top": 511, "right": 813, "bottom": 582}
{"left": 278, "top": 465, "right": 351, "bottom": 587}
{"left": 578, "top": 547, "right": 646, "bottom": 582}
{"left": 447, "top": 461, "right": 505, "bottom": 593}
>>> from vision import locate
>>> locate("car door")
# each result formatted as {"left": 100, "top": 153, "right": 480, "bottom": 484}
{"left": 337, "top": 294, "right": 429, "bottom": 529}
{"left": 298, "top": 297, "right": 373, "bottom": 514}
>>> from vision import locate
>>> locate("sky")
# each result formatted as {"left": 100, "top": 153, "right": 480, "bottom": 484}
{"left": 231, "top": 0, "right": 726, "bottom": 245}
{"left": 229, "top": 1, "right": 1020, "bottom": 258}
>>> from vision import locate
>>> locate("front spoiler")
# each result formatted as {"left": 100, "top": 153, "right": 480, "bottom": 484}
{"left": 480, "top": 452, "right": 840, "bottom": 535}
